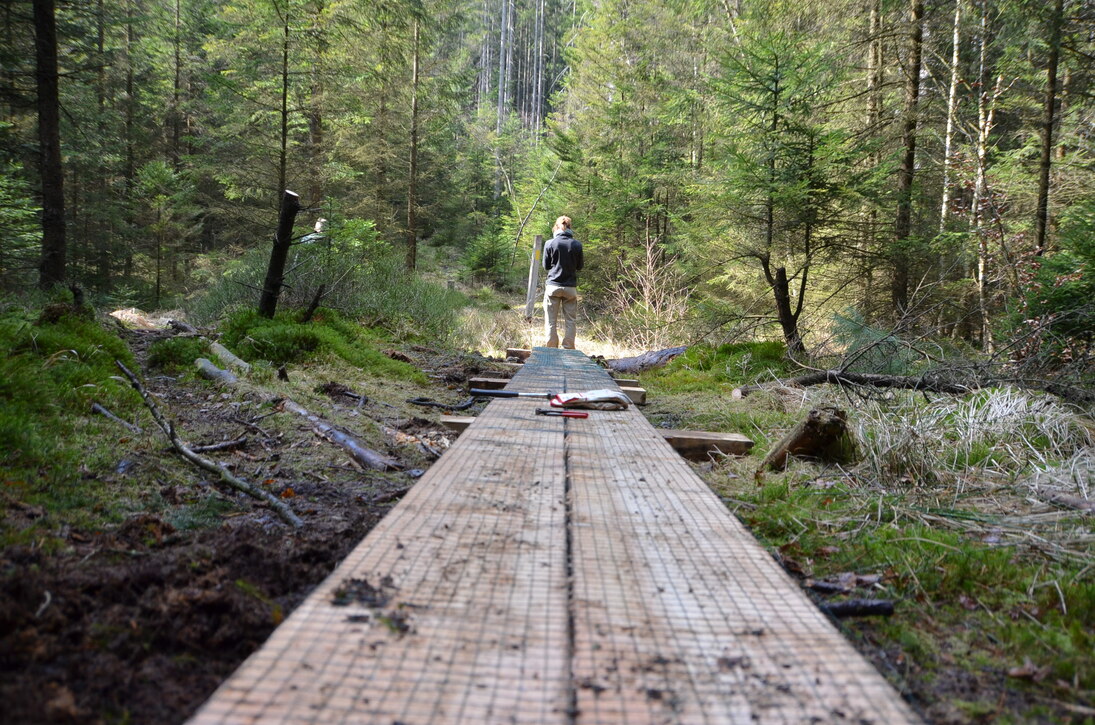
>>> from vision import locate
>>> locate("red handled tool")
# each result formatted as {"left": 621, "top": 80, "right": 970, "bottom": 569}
{"left": 535, "top": 408, "right": 588, "bottom": 418}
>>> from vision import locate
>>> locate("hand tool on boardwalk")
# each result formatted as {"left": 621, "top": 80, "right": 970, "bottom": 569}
{"left": 470, "top": 388, "right": 555, "bottom": 399}
{"left": 534, "top": 408, "right": 588, "bottom": 418}
{"left": 471, "top": 387, "right": 630, "bottom": 410}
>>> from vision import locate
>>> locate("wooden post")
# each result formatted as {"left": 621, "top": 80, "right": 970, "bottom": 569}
{"left": 258, "top": 190, "right": 301, "bottom": 318}
{"left": 524, "top": 234, "right": 543, "bottom": 320}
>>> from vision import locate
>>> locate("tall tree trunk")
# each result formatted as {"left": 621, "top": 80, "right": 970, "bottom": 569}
{"left": 34, "top": 0, "right": 66, "bottom": 289}
{"left": 863, "top": 0, "right": 882, "bottom": 320}
{"left": 533, "top": 0, "right": 545, "bottom": 134}
{"left": 1033, "top": 0, "right": 1063, "bottom": 256}
{"left": 278, "top": 0, "right": 291, "bottom": 198}
{"left": 308, "top": 1, "right": 326, "bottom": 206}
{"left": 496, "top": 0, "right": 509, "bottom": 135}
{"left": 891, "top": 0, "right": 924, "bottom": 317}
{"left": 494, "top": 0, "right": 510, "bottom": 197}
{"left": 171, "top": 0, "right": 182, "bottom": 170}
{"left": 123, "top": 0, "right": 137, "bottom": 279}
{"left": 406, "top": 19, "right": 420, "bottom": 271}
{"left": 972, "top": 3, "right": 1004, "bottom": 354}
{"left": 939, "top": 0, "right": 962, "bottom": 234}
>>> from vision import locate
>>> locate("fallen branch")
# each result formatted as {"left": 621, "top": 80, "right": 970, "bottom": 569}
{"left": 1036, "top": 490, "right": 1095, "bottom": 514}
{"left": 299, "top": 284, "right": 327, "bottom": 323}
{"left": 279, "top": 398, "right": 402, "bottom": 472}
{"left": 735, "top": 370, "right": 972, "bottom": 399}
{"left": 115, "top": 361, "right": 303, "bottom": 528}
{"left": 819, "top": 599, "right": 895, "bottom": 619}
{"left": 91, "top": 402, "right": 142, "bottom": 434}
{"left": 370, "top": 486, "right": 414, "bottom": 505}
{"left": 191, "top": 436, "right": 248, "bottom": 454}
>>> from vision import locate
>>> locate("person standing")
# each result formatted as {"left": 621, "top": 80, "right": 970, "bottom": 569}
{"left": 542, "top": 215, "right": 583, "bottom": 349}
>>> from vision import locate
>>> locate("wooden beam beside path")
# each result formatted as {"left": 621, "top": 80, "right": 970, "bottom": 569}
{"left": 190, "top": 348, "right": 920, "bottom": 724}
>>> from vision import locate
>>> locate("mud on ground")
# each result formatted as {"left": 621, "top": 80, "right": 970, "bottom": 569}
{"left": 0, "top": 329, "right": 502, "bottom": 724}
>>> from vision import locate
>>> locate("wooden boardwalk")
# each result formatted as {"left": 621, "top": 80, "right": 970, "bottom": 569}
{"left": 190, "top": 348, "right": 919, "bottom": 724}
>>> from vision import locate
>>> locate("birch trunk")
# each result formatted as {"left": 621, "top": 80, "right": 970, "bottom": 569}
{"left": 939, "top": 0, "right": 962, "bottom": 235}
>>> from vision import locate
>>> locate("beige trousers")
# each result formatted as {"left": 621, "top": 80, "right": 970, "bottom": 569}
{"left": 544, "top": 285, "right": 578, "bottom": 349}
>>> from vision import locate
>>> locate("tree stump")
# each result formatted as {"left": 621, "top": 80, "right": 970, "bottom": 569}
{"left": 761, "top": 407, "right": 852, "bottom": 471}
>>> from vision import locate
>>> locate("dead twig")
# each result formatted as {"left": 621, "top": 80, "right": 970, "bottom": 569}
{"left": 90, "top": 402, "right": 142, "bottom": 434}
{"left": 115, "top": 361, "right": 303, "bottom": 528}
{"left": 191, "top": 436, "right": 248, "bottom": 454}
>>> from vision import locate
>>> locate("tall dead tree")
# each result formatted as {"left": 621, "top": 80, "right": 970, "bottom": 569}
{"left": 1033, "top": 0, "right": 1064, "bottom": 256}
{"left": 34, "top": 0, "right": 66, "bottom": 289}
{"left": 258, "top": 190, "right": 302, "bottom": 318}
{"left": 891, "top": 0, "right": 924, "bottom": 316}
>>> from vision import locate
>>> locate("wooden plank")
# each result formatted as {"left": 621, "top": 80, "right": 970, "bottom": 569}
{"left": 468, "top": 376, "right": 509, "bottom": 390}
{"left": 550, "top": 349, "right": 919, "bottom": 723}
{"left": 611, "top": 377, "right": 639, "bottom": 387}
{"left": 191, "top": 346, "right": 918, "bottom": 725}
{"left": 619, "top": 385, "right": 646, "bottom": 404}
{"left": 505, "top": 348, "right": 531, "bottom": 361}
{"left": 443, "top": 417, "right": 753, "bottom": 461}
{"left": 440, "top": 415, "right": 474, "bottom": 433}
{"left": 190, "top": 391, "right": 571, "bottom": 724}
{"left": 661, "top": 429, "right": 754, "bottom": 460}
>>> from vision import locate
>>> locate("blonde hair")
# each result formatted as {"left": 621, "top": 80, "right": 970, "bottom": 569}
{"left": 553, "top": 216, "right": 572, "bottom": 233}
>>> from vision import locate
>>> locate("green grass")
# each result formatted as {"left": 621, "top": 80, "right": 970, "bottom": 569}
{"left": 0, "top": 306, "right": 144, "bottom": 539}
{"left": 642, "top": 353, "right": 1095, "bottom": 719}
{"left": 148, "top": 336, "right": 210, "bottom": 372}
{"left": 219, "top": 308, "right": 427, "bottom": 384}
{"left": 643, "top": 341, "right": 791, "bottom": 393}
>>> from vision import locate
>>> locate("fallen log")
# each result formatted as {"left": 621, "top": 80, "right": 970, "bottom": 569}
{"left": 208, "top": 341, "right": 252, "bottom": 373}
{"left": 195, "top": 358, "right": 238, "bottom": 385}
{"left": 195, "top": 359, "right": 401, "bottom": 472}
{"left": 819, "top": 599, "right": 894, "bottom": 619}
{"left": 605, "top": 346, "right": 687, "bottom": 374}
{"left": 168, "top": 319, "right": 198, "bottom": 334}
{"left": 279, "top": 398, "right": 402, "bottom": 472}
{"left": 115, "top": 361, "right": 303, "bottom": 528}
{"left": 734, "top": 370, "right": 972, "bottom": 399}
{"left": 1037, "top": 490, "right": 1095, "bottom": 514}
{"left": 761, "top": 407, "right": 851, "bottom": 471}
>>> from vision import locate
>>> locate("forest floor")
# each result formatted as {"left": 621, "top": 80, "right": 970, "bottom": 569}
{"left": 2, "top": 308, "right": 1092, "bottom": 723}
{"left": 0, "top": 317, "right": 506, "bottom": 723}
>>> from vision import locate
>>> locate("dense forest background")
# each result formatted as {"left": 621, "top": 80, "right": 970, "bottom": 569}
{"left": 3, "top": 0, "right": 1094, "bottom": 379}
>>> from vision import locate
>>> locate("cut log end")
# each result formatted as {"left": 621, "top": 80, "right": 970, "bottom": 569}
{"left": 761, "top": 407, "right": 852, "bottom": 472}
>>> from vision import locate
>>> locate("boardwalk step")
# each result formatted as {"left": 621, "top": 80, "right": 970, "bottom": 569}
{"left": 440, "top": 415, "right": 474, "bottom": 433}
{"left": 468, "top": 376, "right": 509, "bottom": 390}
{"left": 505, "top": 347, "right": 531, "bottom": 360}
{"left": 611, "top": 377, "right": 640, "bottom": 387}
{"left": 619, "top": 386, "right": 646, "bottom": 404}
{"left": 660, "top": 429, "right": 754, "bottom": 460}
{"left": 443, "top": 416, "right": 750, "bottom": 459}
